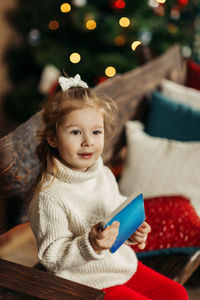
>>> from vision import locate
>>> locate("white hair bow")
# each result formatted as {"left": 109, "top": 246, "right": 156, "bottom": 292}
{"left": 58, "top": 74, "right": 88, "bottom": 91}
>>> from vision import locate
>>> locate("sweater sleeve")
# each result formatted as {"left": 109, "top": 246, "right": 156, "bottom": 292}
{"left": 29, "top": 193, "right": 105, "bottom": 272}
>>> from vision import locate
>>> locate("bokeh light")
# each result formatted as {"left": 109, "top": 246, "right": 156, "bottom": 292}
{"left": 119, "top": 17, "right": 130, "bottom": 27}
{"left": 60, "top": 3, "right": 71, "bottom": 13}
{"left": 69, "top": 52, "right": 81, "bottom": 63}
{"left": 48, "top": 20, "right": 60, "bottom": 30}
{"left": 131, "top": 41, "right": 142, "bottom": 51}
{"left": 105, "top": 66, "right": 116, "bottom": 77}
{"left": 86, "top": 19, "right": 97, "bottom": 30}
{"left": 114, "top": 35, "right": 126, "bottom": 46}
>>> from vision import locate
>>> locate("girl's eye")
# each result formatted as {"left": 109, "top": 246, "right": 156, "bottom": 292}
{"left": 71, "top": 130, "right": 81, "bottom": 135}
{"left": 93, "top": 130, "right": 102, "bottom": 135}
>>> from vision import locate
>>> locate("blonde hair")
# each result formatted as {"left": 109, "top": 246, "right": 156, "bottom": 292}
{"left": 36, "top": 86, "right": 118, "bottom": 190}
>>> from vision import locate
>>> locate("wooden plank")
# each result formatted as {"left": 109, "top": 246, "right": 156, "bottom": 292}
{"left": 0, "top": 259, "right": 104, "bottom": 300}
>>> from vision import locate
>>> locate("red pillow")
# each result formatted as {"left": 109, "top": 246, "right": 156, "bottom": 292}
{"left": 132, "top": 195, "right": 200, "bottom": 256}
{"left": 186, "top": 59, "right": 200, "bottom": 91}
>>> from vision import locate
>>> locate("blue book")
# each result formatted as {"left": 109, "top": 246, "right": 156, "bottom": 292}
{"left": 102, "top": 192, "right": 145, "bottom": 253}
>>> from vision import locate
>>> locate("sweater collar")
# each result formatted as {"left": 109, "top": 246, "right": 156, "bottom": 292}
{"left": 47, "top": 156, "right": 103, "bottom": 183}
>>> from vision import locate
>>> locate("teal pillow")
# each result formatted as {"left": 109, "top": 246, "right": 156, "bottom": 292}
{"left": 145, "top": 91, "right": 200, "bottom": 141}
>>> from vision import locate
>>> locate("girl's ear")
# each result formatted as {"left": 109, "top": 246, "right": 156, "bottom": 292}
{"left": 47, "top": 136, "right": 57, "bottom": 148}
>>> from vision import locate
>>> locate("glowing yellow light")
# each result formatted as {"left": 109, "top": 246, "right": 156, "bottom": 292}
{"left": 119, "top": 17, "right": 130, "bottom": 27}
{"left": 86, "top": 20, "right": 97, "bottom": 30}
{"left": 60, "top": 3, "right": 71, "bottom": 13}
{"left": 48, "top": 20, "right": 59, "bottom": 30}
{"left": 105, "top": 66, "right": 116, "bottom": 77}
{"left": 69, "top": 52, "right": 81, "bottom": 63}
{"left": 156, "top": 0, "right": 166, "bottom": 3}
{"left": 131, "top": 41, "right": 142, "bottom": 51}
{"left": 114, "top": 35, "right": 126, "bottom": 46}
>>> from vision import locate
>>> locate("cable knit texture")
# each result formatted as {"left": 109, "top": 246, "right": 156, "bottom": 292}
{"left": 29, "top": 157, "right": 138, "bottom": 289}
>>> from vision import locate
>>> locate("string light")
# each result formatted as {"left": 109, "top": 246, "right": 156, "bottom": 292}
{"left": 131, "top": 41, "right": 142, "bottom": 51}
{"left": 60, "top": 3, "right": 71, "bottom": 13}
{"left": 69, "top": 52, "right": 81, "bottom": 63}
{"left": 119, "top": 17, "right": 130, "bottom": 27}
{"left": 105, "top": 66, "right": 116, "bottom": 77}
{"left": 85, "top": 19, "right": 97, "bottom": 30}
{"left": 48, "top": 20, "right": 59, "bottom": 30}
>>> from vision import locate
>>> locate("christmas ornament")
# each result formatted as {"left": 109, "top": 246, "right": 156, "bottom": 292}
{"left": 111, "top": 0, "right": 126, "bottom": 10}
{"left": 178, "top": 0, "right": 188, "bottom": 6}
{"left": 38, "top": 65, "right": 60, "bottom": 95}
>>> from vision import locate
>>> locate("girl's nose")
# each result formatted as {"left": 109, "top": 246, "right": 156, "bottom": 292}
{"left": 81, "top": 134, "right": 93, "bottom": 147}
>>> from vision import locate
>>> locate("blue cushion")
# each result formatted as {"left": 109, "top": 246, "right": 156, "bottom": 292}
{"left": 144, "top": 91, "right": 200, "bottom": 141}
{"left": 136, "top": 247, "right": 200, "bottom": 258}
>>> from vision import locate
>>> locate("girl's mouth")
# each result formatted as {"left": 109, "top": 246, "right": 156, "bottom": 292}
{"left": 78, "top": 153, "right": 93, "bottom": 159}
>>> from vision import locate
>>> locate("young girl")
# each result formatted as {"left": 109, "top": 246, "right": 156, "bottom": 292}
{"left": 29, "top": 74, "right": 189, "bottom": 300}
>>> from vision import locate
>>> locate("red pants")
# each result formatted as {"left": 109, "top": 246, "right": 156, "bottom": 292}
{"left": 103, "top": 262, "right": 189, "bottom": 300}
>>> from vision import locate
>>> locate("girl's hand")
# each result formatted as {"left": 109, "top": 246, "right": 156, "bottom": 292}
{"left": 129, "top": 221, "right": 151, "bottom": 250}
{"left": 89, "top": 221, "right": 120, "bottom": 254}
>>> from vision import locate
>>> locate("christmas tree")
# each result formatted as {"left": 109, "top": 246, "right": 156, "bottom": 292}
{"left": 4, "top": 0, "right": 198, "bottom": 122}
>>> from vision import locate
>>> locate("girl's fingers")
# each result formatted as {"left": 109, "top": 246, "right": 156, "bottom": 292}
{"left": 138, "top": 242, "right": 146, "bottom": 250}
{"left": 132, "top": 235, "right": 147, "bottom": 244}
{"left": 133, "top": 230, "right": 146, "bottom": 238}
{"left": 138, "top": 221, "right": 151, "bottom": 233}
{"left": 93, "top": 221, "right": 120, "bottom": 249}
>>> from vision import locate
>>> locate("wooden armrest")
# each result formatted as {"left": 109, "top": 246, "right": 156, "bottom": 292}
{"left": 173, "top": 250, "right": 200, "bottom": 285}
{"left": 0, "top": 259, "right": 104, "bottom": 300}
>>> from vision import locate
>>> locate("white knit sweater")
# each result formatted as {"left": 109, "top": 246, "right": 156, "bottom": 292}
{"left": 29, "top": 157, "right": 138, "bottom": 289}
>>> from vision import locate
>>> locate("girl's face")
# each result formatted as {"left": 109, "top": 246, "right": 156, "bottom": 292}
{"left": 50, "top": 107, "right": 105, "bottom": 172}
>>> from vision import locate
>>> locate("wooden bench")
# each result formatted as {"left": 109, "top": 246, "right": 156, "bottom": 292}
{"left": 0, "top": 44, "right": 199, "bottom": 299}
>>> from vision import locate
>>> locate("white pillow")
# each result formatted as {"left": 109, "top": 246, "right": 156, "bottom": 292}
{"left": 161, "top": 79, "right": 200, "bottom": 111}
{"left": 119, "top": 121, "right": 200, "bottom": 216}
